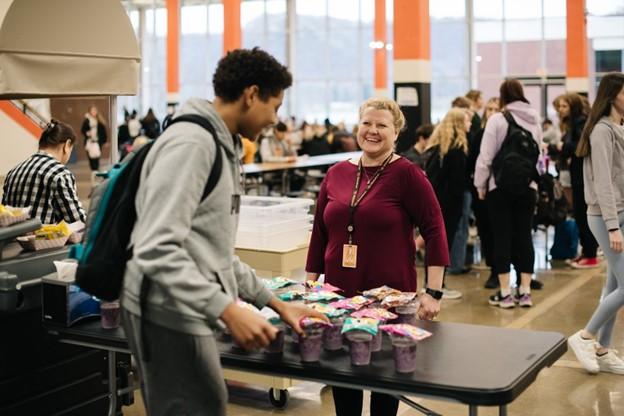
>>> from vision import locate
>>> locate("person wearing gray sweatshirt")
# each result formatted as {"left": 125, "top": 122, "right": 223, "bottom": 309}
{"left": 568, "top": 72, "right": 624, "bottom": 376}
{"left": 120, "top": 48, "right": 327, "bottom": 415}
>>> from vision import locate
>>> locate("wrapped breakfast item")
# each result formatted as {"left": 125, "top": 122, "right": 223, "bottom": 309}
{"left": 0, "top": 204, "right": 30, "bottom": 227}
{"left": 264, "top": 276, "right": 299, "bottom": 291}
{"left": 351, "top": 308, "right": 398, "bottom": 351}
{"left": 379, "top": 324, "right": 432, "bottom": 373}
{"left": 305, "top": 280, "right": 342, "bottom": 292}
{"left": 362, "top": 285, "right": 401, "bottom": 300}
{"left": 276, "top": 289, "right": 305, "bottom": 301}
{"left": 380, "top": 292, "right": 417, "bottom": 308}
{"left": 298, "top": 317, "right": 333, "bottom": 362}
{"left": 341, "top": 317, "right": 379, "bottom": 366}
{"left": 67, "top": 221, "right": 86, "bottom": 244}
{"left": 303, "top": 290, "right": 344, "bottom": 303}
{"left": 330, "top": 295, "right": 374, "bottom": 311}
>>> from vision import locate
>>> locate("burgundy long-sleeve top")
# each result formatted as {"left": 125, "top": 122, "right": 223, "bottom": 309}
{"left": 306, "top": 157, "right": 449, "bottom": 297}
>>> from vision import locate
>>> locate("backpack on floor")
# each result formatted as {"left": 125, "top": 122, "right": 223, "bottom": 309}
{"left": 534, "top": 172, "right": 568, "bottom": 227}
{"left": 492, "top": 112, "right": 540, "bottom": 196}
{"left": 70, "top": 114, "right": 223, "bottom": 300}
{"left": 550, "top": 219, "right": 579, "bottom": 260}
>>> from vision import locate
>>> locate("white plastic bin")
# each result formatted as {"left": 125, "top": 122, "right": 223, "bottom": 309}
{"left": 236, "top": 225, "right": 311, "bottom": 250}
{"left": 239, "top": 196, "right": 313, "bottom": 224}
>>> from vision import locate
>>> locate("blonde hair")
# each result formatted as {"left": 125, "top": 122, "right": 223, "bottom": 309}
{"left": 358, "top": 97, "right": 406, "bottom": 132}
{"left": 427, "top": 108, "right": 469, "bottom": 157}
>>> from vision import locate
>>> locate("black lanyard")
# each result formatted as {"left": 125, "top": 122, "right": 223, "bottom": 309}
{"left": 347, "top": 152, "right": 394, "bottom": 244}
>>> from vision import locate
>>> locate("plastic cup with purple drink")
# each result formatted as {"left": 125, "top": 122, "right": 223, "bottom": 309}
{"left": 389, "top": 334, "right": 418, "bottom": 373}
{"left": 100, "top": 300, "right": 120, "bottom": 329}
{"left": 265, "top": 318, "right": 286, "bottom": 354}
{"left": 323, "top": 315, "right": 345, "bottom": 350}
{"left": 299, "top": 317, "right": 332, "bottom": 362}
{"left": 345, "top": 330, "right": 374, "bottom": 365}
{"left": 395, "top": 301, "right": 419, "bottom": 325}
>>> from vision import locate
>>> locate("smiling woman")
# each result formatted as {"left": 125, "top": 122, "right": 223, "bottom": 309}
{"left": 306, "top": 97, "right": 449, "bottom": 416}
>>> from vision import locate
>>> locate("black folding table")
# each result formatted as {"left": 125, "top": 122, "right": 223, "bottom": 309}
{"left": 45, "top": 319, "right": 566, "bottom": 416}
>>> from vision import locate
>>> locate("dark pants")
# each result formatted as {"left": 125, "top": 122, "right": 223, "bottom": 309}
{"left": 88, "top": 156, "right": 100, "bottom": 171}
{"left": 332, "top": 386, "right": 399, "bottom": 416}
{"left": 472, "top": 186, "right": 494, "bottom": 268}
{"left": 570, "top": 159, "right": 598, "bottom": 258}
{"left": 487, "top": 188, "right": 537, "bottom": 274}
{"left": 424, "top": 196, "right": 462, "bottom": 286}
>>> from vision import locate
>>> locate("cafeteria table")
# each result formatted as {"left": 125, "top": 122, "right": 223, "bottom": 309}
{"left": 45, "top": 319, "right": 566, "bottom": 416}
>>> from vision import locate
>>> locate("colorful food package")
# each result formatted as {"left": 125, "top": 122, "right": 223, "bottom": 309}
{"left": 305, "top": 280, "right": 342, "bottom": 292}
{"left": 340, "top": 317, "right": 379, "bottom": 336}
{"left": 330, "top": 295, "right": 374, "bottom": 311}
{"left": 303, "top": 290, "right": 344, "bottom": 303}
{"left": 362, "top": 285, "right": 401, "bottom": 300}
{"left": 264, "top": 276, "right": 299, "bottom": 291}
{"left": 299, "top": 316, "right": 333, "bottom": 330}
{"left": 276, "top": 289, "right": 305, "bottom": 301}
{"left": 308, "top": 302, "right": 348, "bottom": 319}
{"left": 351, "top": 307, "right": 398, "bottom": 322}
{"left": 380, "top": 292, "right": 417, "bottom": 308}
{"left": 379, "top": 324, "right": 432, "bottom": 342}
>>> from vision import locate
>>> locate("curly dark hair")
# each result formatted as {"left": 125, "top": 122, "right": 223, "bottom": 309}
{"left": 213, "top": 48, "right": 292, "bottom": 102}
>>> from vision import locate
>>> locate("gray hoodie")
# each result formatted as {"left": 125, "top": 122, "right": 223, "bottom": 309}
{"left": 121, "top": 98, "right": 273, "bottom": 336}
{"left": 584, "top": 117, "right": 624, "bottom": 230}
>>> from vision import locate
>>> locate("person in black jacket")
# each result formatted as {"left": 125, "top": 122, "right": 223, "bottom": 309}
{"left": 141, "top": 107, "right": 161, "bottom": 139}
{"left": 560, "top": 92, "right": 599, "bottom": 268}
{"left": 424, "top": 107, "right": 471, "bottom": 299}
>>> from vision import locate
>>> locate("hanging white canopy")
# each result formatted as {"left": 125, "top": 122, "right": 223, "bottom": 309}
{"left": 0, "top": 0, "right": 140, "bottom": 99}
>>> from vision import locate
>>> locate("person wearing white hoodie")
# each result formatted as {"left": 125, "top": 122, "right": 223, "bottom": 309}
{"left": 474, "top": 79, "right": 543, "bottom": 309}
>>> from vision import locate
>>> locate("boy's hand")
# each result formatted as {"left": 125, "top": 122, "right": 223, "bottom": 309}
{"left": 220, "top": 303, "right": 277, "bottom": 351}
{"left": 269, "top": 298, "right": 329, "bottom": 336}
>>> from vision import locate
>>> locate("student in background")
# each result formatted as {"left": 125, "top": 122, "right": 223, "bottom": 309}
{"left": 3, "top": 120, "right": 86, "bottom": 224}
{"left": 568, "top": 72, "right": 624, "bottom": 375}
{"left": 81, "top": 105, "right": 107, "bottom": 176}
{"left": 259, "top": 121, "right": 296, "bottom": 162}
{"left": 401, "top": 123, "right": 435, "bottom": 169}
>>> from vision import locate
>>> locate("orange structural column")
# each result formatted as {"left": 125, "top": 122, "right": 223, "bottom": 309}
{"left": 223, "top": 0, "right": 241, "bottom": 55}
{"left": 166, "top": 0, "right": 180, "bottom": 103}
{"left": 566, "top": 0, "right": 589, "bottom": 94}
{"left": 392, "top": 0, "right": 431, "bottom": 153}
{"left": 374, "top": 0, "right": 387, "bottom": 97}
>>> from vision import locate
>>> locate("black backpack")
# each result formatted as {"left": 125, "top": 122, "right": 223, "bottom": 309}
{"left": 534, "top": 172, "right": 568, "bottom": 227}
{"left": 491, "top": 112, "right": 540, "bottom": 195}
{"left": 70, "top": 114, "right": 223, "bottom": 301}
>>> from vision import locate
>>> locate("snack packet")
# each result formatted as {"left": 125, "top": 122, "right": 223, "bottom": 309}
{"left": 362, "top": 285, "right": 401, "bottom": 300}
{"left": 300, "top": 316, "right": 333, "bottom": 329}
{"left": 264, "top": 276, "right": 299, "bottom": 291}
{"left": 303, "top": 290, "right": 344, "bottom": 303}
{"left": 305, "top": 280, "right": 342, "bottom": 292}
{"left": 351, "top": 307, "right": 398, "bottom": 322}
{"left": 308, "top": 302, "right": 348, "bottom": 319}
{"left": 330, "top": 295, "right": 374, "bottom": 311}
{"left": 340, "top": 317, "right": 379, "bottom": 336}
{"left": 276, "top": 289, "right": 305, "bottom": 301}
{"left": 381, "top": 292, "right": 417, "bottom": 308}
{"left": 379, "top": 324, "right": 432, "bottom": 342}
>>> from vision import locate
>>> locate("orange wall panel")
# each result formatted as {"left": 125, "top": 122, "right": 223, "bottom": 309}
{"left": 166, "top": 0, "right": 180, "bottom": 94}
{"left": 393, "top": 0, "right": 429, "bottom": 61}
{"left": 223, "top": 0, "right": 241, "bottom": 54}
{"left": 566, "top": 0, "right": 588, "bottom": 78}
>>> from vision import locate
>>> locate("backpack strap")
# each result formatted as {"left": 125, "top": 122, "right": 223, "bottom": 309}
{"left": 165, "top": 114, "right": 223, "bottom": 201}
{"left": 503, "top": 111, "right": 517, "bottom": 127}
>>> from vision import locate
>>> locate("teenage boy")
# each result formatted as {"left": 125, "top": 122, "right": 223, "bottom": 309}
{"left": 121, "top": 48, "right": 326, "bottom": 416}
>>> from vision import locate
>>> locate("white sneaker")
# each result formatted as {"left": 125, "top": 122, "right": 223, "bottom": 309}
{"left": 442, "top": 288, "right": 462, "bottom": 300}
{"left": 568, "top": 330, "right": 599, "bottom": 374}
{"left": 597, "top": 350, "right": 624, "bottom": 375}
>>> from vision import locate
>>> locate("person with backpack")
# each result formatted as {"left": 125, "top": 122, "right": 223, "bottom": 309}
{"left": 474, "top": 79, "right": 542, "bottom": 308}
{"left": 423, "top": 107, "right": 471, "bottom": 299}
{"left": 119, "top": 48, "right": 327, "bottom": 415}
{"left": 559, "top": 93, "right": 600, "bottom": 268}
{"left": 568, "top": 72, "right": 624, "bottom": 375}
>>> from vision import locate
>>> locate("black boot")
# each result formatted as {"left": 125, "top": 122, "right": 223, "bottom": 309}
{"left": 484, "top": 272, "right": 499, "bottom": 289}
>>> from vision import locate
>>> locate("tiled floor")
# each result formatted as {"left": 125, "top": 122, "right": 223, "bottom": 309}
{"left": 68, "top": 160, "right": 624, "bottom": 416}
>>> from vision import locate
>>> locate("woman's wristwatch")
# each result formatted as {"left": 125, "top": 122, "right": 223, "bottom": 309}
{"left": 425, "top": 287, "right": 443, "bottom": 300}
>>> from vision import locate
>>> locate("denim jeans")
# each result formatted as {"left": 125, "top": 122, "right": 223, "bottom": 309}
{"left": 449, "top": 191, "right": 472, "bottom": 272}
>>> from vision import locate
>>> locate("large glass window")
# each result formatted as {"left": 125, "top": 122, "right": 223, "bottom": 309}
{"left": 242, "top": 0, "right": 287, "bottom": 64}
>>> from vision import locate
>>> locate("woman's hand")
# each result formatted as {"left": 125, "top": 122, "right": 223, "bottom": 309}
{"left": 417, "top": 294, "right": 440, "bottom": 321}
{"left": 269, "top": 298, "right": 329, "bottom": 337}
{"left": 609, "top": 229, "right": 623, "bottom": 253}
